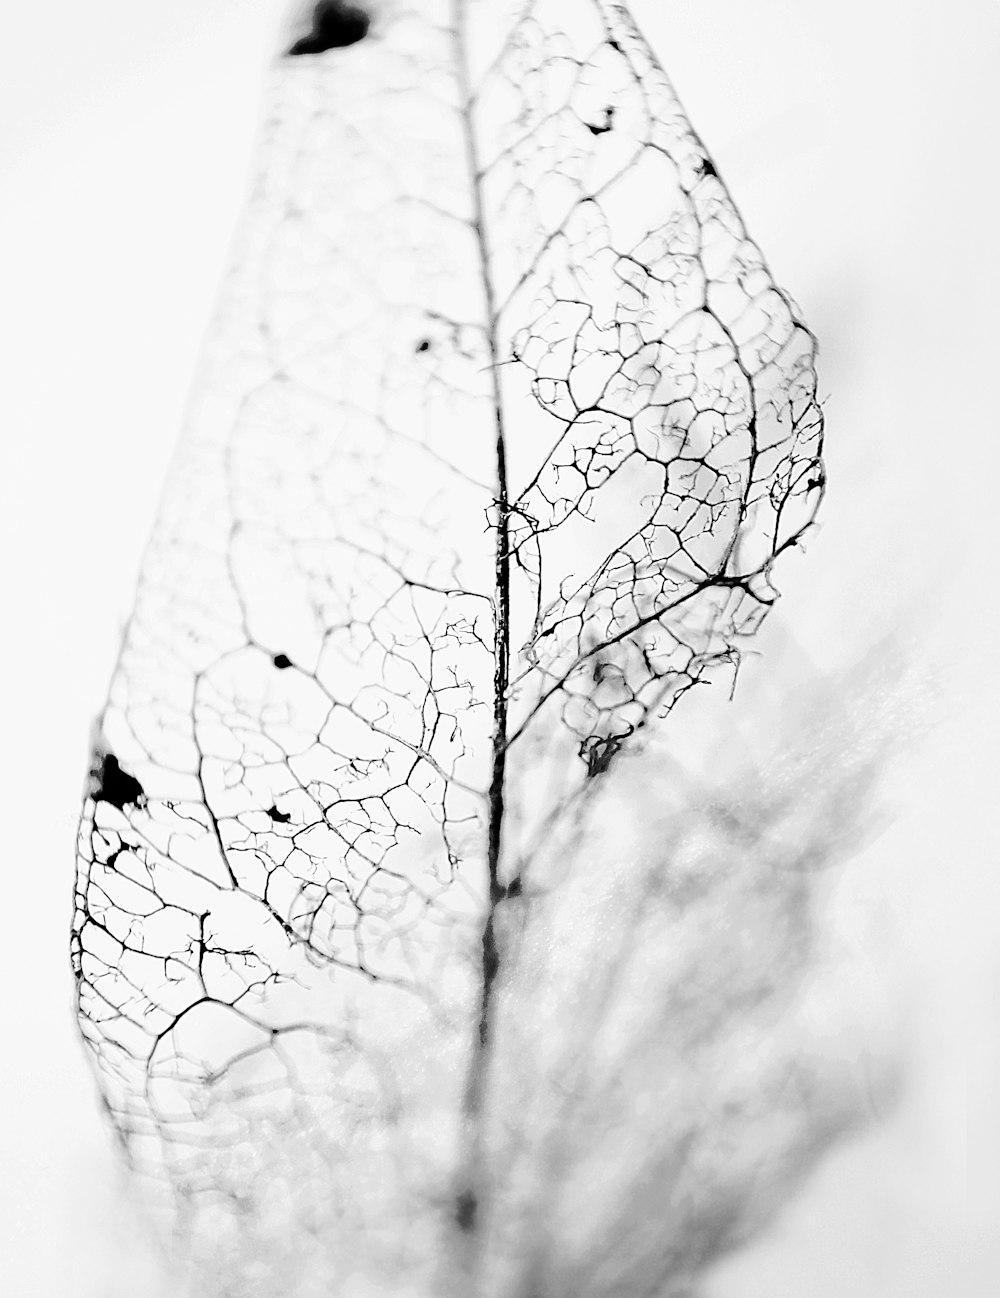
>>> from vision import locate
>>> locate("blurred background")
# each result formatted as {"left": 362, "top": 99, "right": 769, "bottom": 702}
{"left": 0, "top": 1, "right": 994, "bottom": 1293}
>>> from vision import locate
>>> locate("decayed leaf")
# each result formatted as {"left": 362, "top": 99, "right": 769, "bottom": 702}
{"left": 72, "top": 3, "right": 829, "bottom": 1294}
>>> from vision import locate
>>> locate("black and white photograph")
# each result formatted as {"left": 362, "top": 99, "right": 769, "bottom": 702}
{"left": 0, "top": 2, "right": 993, "bottom": 1294}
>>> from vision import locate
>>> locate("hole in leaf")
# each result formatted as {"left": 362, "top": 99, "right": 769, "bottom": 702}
{"left": 287, "top": 2, "right": 371, "bottom": 56}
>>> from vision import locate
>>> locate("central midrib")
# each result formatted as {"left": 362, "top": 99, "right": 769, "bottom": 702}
{"left": 452, "top": 0, "right": 512, "bottom": 1239}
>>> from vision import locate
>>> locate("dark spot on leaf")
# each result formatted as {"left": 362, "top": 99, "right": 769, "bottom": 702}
{"left": 586, "top": 106, "right": 615, "bottom": 136}
{"left": 415, "top": 338, "right": 431, "bottom": 353}
{"left": 699, "top": 156, "right": 718, "bottom": 179}
{"left": 267, "top": 804, "right": 292, "bottom": 824}
{"left": 455, "top": 1188, "right": 477, "bottom": 1232}
{"left": 582, "top": 733, "right": 625, "bottom": 778}
{"left": 287, "top": 2, "right": 370, "bottom": 56}
{"left": 273, "top": 653, "right": 293, "bottom": 670}
{"left": 93, "top": 752, "right": 146, "bottom": 812}
{"left": 481, "top": 923, "right": 500, "bottom": 991}
{"left": 505, "top": 876, "right": 523, "bottom": 899}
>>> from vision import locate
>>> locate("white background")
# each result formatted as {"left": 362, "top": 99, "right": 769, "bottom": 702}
{"left": 0, "top": 2, "right": 995, "bottom": 1294}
